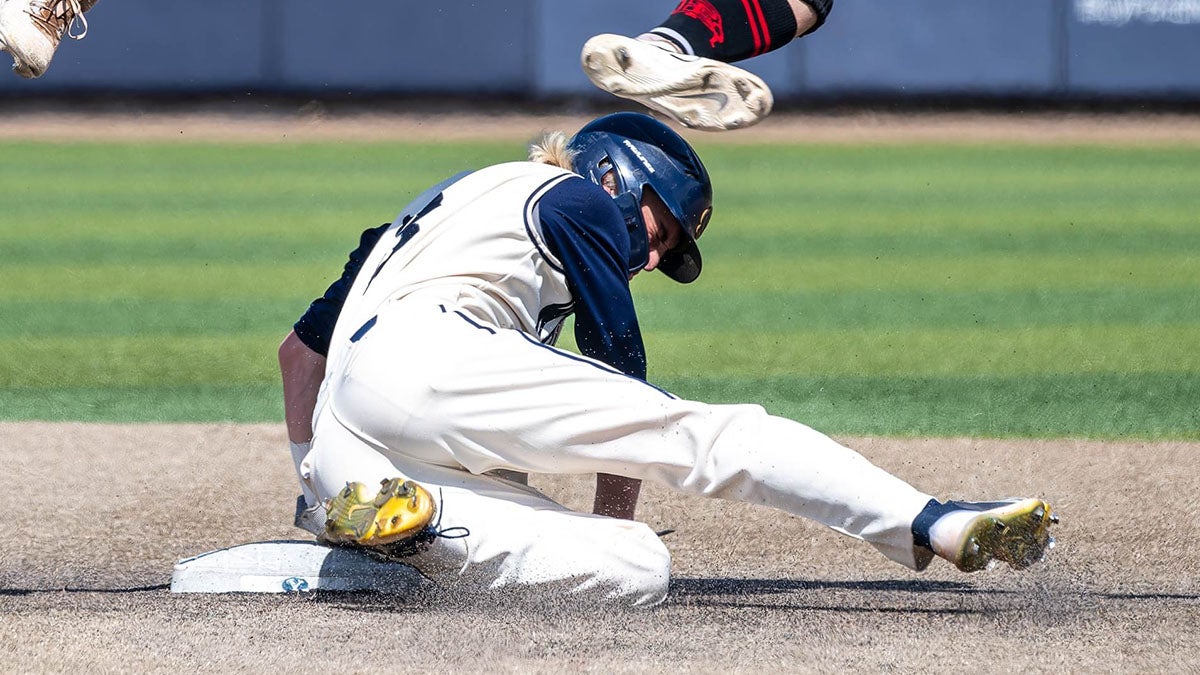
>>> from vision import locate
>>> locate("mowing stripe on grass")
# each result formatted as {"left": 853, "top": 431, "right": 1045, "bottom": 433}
{"left": 2, "top": 262, "right": 334, "bottom": 301}
{"left": 0, "top": 299, "right": 308, "bottom": 337}
{"left": 698, "top": 227, "right": 1200, "bottom": 258}
{"left": 632, "top": 288, "right": 1200, "bottom": 332}
{"left": 639, "top": 324, "right": 1200, "bottom": 377}
{"left": 0, "top": 335, "right": 279, "bottom": 387}
{"left": 3, "top": 287, "right": 1196, "bottom": 337}
{"left": 0, "top": 383, "right": 282, "bottom": 423}
{"left": 8, "top": 222, "right": 1200, "bottom": 265}
{"left": 637, "top": 253, "right": 1200, "bottom": 293}
{"left": 6, "top": 253, "right": 1196, "bottom": 301}
{"left": 3, "top": 373, "right": 1195, "bottom": 439}
{"left": 5, "top": 323, "right": 1191, "bottom": 389}
{"left": 659, "top": 372, "right": 1200, "bottom": 440}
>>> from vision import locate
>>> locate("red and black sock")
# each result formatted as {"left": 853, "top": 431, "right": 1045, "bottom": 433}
{"left": 650, "top": 0, "right": 799, "bottom": 63}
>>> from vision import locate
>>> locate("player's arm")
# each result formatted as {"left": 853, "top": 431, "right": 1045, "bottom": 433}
{"left": 539, "top": 178, "right": 648, "bottom": 520}
{"left": 538, "top": 178, "right": 648, "bottom": 378}
{"left": 593, "top": 472, "right": 642, "bottom": 521}
{"left": 279, "top": 331, "right": 325, "bottom": 444}
{"left": 282, "top": 223, "right": 390, "bottom": 444}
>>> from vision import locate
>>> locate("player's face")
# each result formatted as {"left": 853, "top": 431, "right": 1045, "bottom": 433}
{"left": 600, "top": 172, "right": 682, "bottom": 280}
{"left": 638, "top": 190, "right": 682, "bottom": 277}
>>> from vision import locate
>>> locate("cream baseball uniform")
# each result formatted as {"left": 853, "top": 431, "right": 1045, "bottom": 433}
{"left": 292, "top": 161, "right": 935, "bottom": 607}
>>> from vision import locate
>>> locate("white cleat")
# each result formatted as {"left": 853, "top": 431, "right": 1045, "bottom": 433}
{"left": 581, "top": 33, "right": 773, "bottom": 132}
{"left": 0, "top": 0, "right": 95, "bottom": 78}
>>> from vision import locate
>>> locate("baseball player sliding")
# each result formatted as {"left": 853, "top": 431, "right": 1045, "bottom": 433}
{"left": 278, "top": 112, "right": 1058, "bottom": 606}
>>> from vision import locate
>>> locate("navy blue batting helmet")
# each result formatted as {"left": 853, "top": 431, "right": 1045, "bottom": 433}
{"left": 568, "top": 112, "right": 713, "bottom": 283}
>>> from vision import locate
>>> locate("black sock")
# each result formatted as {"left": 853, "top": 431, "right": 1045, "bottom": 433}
{"left": 650, "top": 0, "right": 799, "bottom": 62}
{"left": 911, "top": 499, "right": 949, "bottom": 551}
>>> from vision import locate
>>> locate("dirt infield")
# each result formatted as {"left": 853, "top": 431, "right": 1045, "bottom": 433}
{"left": 2, "top": 422, "right": 1198, "bottom": 672}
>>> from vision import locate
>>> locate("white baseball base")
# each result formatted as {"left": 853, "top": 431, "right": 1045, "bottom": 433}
{"left": 169, "top": 540, "right": 427, "bottom": 594}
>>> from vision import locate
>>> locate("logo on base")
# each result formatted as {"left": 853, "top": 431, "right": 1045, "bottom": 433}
{"left": 281, "top": 577, "right": 311, "bottom": 593}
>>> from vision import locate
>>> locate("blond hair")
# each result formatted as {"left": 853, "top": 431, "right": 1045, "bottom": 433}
{"left": 528, "top": 131, "right": 576, "bottom": 170}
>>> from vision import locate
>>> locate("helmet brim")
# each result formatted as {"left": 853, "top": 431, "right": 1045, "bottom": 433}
{"left": 659, "top": 238, "right": 702, "bottom": 284}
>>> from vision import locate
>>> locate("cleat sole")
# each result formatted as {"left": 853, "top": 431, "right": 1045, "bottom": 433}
{"left": 323, "top": 478, "right": 437, "bottom": 548}
{"left": 580, "top": 34, "right": 772, "bottom": 131}
{"left": 951, "top": 498, "right": 1058, "bottom": 572}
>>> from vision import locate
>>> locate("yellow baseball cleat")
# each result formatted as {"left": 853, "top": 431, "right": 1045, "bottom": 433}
{"left": 916, "top": 498, "right": 1059, "bottom": 573}
{"left": 323, "top": 477, "right": 437, "bottom": 550}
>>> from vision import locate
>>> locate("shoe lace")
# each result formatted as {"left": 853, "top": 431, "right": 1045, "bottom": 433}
{"left": 26, "top": 0, "right": 89, "bottom": 41}
{"left": 373, "top": 488, "right": 469, "bottom": 560}
{"left": 426, "top": 488, "right": 471, "bottom": 541}
{"left": 65, "top": 0, "right": 88, "bottom": 40}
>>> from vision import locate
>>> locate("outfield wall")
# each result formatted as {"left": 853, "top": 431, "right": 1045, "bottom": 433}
{"left": 2, "top": 0, "right": 1199, "bottom": 99}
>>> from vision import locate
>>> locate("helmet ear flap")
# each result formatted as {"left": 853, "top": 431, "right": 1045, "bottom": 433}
{"left": 613, "top": 192, "right": 650, "bottom": 276}
{"left": 568, "top": 112, "right": 712, "bottom": 282}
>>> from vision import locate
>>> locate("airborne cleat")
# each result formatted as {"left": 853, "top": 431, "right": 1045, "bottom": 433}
{"left": 581, "top": 33, "right": 773, "bottom": 132}
{"left": 919, "top": 498, "right": 1059, "bottom": 573}
{"left": 323, "top": 477, "right": 437, "bottom": 554}
{"left": 0, "top": 0, "right": 97, "bottom": 78}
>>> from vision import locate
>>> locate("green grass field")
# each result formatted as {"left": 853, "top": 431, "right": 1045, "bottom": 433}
{"left": 2, "top": 139, "right": 1197, "bottom": 438}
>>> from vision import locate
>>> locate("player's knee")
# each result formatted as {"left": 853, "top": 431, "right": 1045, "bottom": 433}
{"left": 600, "top": 522, "right": 672, "bottom": 607}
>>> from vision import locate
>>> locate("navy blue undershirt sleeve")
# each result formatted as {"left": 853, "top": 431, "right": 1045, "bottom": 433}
{"left": 293, "top": 223, "right": 389, "bottom": 356}
{"left": 538, "top": 177, "right": 648, "bottom": 380}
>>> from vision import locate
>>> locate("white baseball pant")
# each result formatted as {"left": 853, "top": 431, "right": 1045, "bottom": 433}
{"left": 300, "top": 295, "right": 936, "bottom": 606}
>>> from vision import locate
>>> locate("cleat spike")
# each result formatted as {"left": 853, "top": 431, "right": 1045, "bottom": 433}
{"left": 320, "top": 476, "right": 437, "bottom": 550}
{"left": 617, "top": 47, "right": 631, "bottom": 70}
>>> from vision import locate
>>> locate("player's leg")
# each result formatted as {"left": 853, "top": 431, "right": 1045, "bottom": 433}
{"left": 333, "top": 299, "right": 1055, "bottom": 573}
{"left": 0, "top": 0, "right": 96, "bottom": 78}
{"left": 648, "top": 0, "right": 828, "bottom": 61}
{"left": 581, "top": 0, "right": 830, "bottom": 131}
{"left": 300, "top": 412, "right": 672, "bottom": 606}
{"left": 330, "top": 302, "right": 931, "bottom": 567}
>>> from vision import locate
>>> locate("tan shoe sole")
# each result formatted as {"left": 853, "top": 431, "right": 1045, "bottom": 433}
{"left": 581, "top": 33, "right": 773, "bottom": 131}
